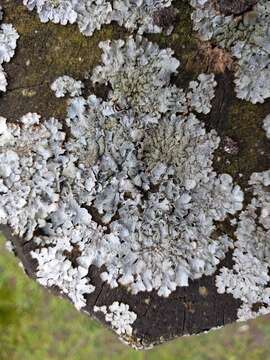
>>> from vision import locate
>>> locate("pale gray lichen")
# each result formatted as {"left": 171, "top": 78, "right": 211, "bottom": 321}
{"left": 263, "top": 114, "right": 270, "bottom": 139}
{"left": 94, "top": 301, "right": 137, "bottom": 335}
{"left": 23, "top": 0, "right": 176, "bottom": 36}
{"left": 32, "top": 236, "right": 95, "bottom": 310}
{"left": 91, "top": 36, "right": 217, "bottom": 122}
{"left": 188, "top": 110, "right": 270, "bottom": 321}
{"left": 73, "top": 0, "right": 113, "bottom": 37}
{"left": 190, "top": 0, "right": 270, "bottom": 104}
{"left": 216, "top": 170, "right": 270, "bottom": 321}
{"left": 51, "top": 75, "right": 84, "bottom": 98}
{"left": 23, "top": 0, "right": 77, "bottom": 25}
{"left": 91, "top": 36, "right": 180, "bottom": 121}
{"left": 0, "top": 113, "right": 95, "bottom": 309}
{"left": 111, "top": 0, "right": 174, "bottom": 35}
{"left": 5, "top": 240, "right": 15, "bottom": 253}
{"left": 64, "top": 37, "right": 242, "bottom": 296}
{"left": 1, "top": 36, "right": 244, "bottom": 306}
{"left": 0, "top": 113, "right": 65, "bottom": 240}
{"left": 0, "top": 65, "right": 7, "bottom": 92}
{"left": 0, "top": 6, "right": 19, "bottom": 92}
{"left": 186, "top": 73, "right": 217, "bottom": 114}
{"left": 23, "top": 0, "right": 112, "bottom": 36}
{"left": 139, "top": 113, "right": 220, "bottom": 186}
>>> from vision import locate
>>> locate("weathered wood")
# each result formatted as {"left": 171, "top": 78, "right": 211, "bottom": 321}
{"left": 1, "top": 0, "right": 270, "bottom": 349}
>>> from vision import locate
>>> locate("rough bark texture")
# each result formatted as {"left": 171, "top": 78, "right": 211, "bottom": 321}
{"left": 1, "top": 0, "right": 270, "bottom": 350}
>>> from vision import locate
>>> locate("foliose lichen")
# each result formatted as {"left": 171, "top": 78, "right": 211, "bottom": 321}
{"left": 51, "top": 75, "right": 84, "bottom": 98}
{"left": 111, "top": 0, "right": 176, "bottom": 35}
{"left": 263, "top": 114, "right": 270, "bottom": 139}
{"left": 23, "top": 0, "right": 176, "bottom": 36}
{"left": 190, "top": 0, "right": 270, "bottom": 104}
{"left": 0, "top": 6, "right": 19, "bottom": 92}
{"left": 0, "top": 35, "right": 245, "bottom": 307}
{"left": 94, "top": 301, "right": 137, "bottom": 335}
{"left": 216, "top": 119, "right": 270, "bottom": 321}
{"left": 91, "top": 36, "right": 217, "bottom": 122}
{"left": 23, "top": 0, "right": 77, "bottom": 24}
{"left": 91, "top": 36, "right": 180, "bottom": 121}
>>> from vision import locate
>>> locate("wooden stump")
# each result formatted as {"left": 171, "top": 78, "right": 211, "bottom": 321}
{"left": 0, "top": 0, "right": 269, "bottom": 349}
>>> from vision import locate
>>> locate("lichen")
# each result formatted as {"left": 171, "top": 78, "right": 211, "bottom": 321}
{"left": 91, "top": 36, "right": 180, "bottom": 121}
{"left": 0, "top": 6, "right": 19, "bottom": 92}
{"left": 0, "top": 112, "right": 100, "bottom": 309}
{"left": 22, "top": 0, "right": 78, "bottom": 25}
{"left": 111, "top": 0, "right": 175, "bottom": 35}
{"left": 216, "top": 123, "right": 270, "bottom": 321}
{"left": 263, "top": 114, "right": 270, "bottom": 139}
{"left": 0, "top": 35, "right": 245, "bottom": 305}
{"left": 91, "top": 36, "right": 217, "bottom": 121}
{"left": 94, "top": 301, "right": 137, "bottom": 336}
{"left": 23, "top": 0, "right": 177, "bottom": 36}
{"left": 51, "top": 75, "right": 84, "bottom": 98}
{"left": 190, "top": 0, "right": 270, "bottom": 104}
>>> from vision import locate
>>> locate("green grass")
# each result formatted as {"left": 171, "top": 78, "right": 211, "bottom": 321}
{"left": 0, "top": 235, "right": 270, "bottom": 360}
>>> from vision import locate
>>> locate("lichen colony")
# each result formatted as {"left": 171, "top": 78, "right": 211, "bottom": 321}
{"left": 0, "top": 0, "right": 270, "bottom": 346}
